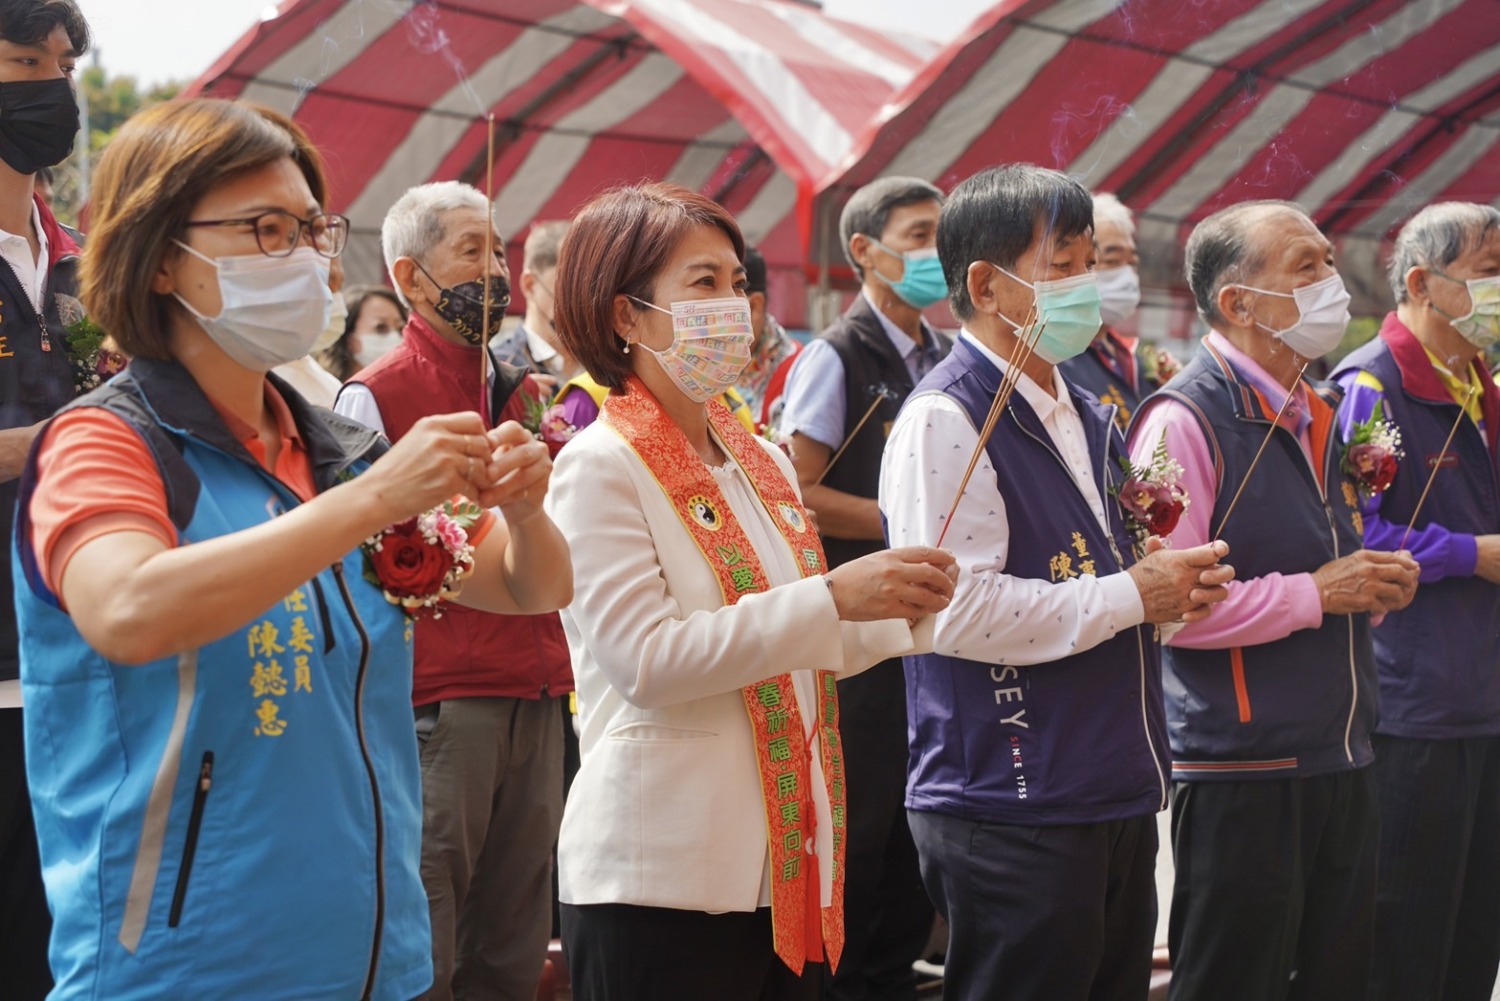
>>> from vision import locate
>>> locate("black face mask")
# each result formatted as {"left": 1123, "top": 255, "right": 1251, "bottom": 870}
{"left": 415, "top": 261, "right": 510, "bottom": 346}
{"left": 0, "top": 78, "right": 80, "bottom": 176}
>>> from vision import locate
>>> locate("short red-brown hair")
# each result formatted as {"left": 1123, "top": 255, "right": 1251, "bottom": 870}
{"left": 554, "top": 182, "right": 744, "bottom": 391}
{"left": 81, "top": 98, "right": 328, "bottom": 361}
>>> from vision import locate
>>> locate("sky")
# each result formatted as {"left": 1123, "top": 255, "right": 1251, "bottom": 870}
{"left": 76, "top": 0, "right": 989, "bottom": 89}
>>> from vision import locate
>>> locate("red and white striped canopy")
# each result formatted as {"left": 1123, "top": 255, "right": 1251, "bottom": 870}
{"left": 186, "top": 0, "right": 936, "bottom": 325}
{"left": 834, "top": 0, "right": 1500, "bottom": 326}
{"left": 189, "top": 0, "right": 1497, "bottom": 331}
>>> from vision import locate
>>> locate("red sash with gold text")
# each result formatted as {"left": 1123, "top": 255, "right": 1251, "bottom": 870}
{"left": 600, "top": 377, "right": 846, "bottom": 974}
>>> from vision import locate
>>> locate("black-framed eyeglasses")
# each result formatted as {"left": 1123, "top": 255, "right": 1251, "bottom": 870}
{"left": 182, "top": 210, "right": 350, "bottom": 259}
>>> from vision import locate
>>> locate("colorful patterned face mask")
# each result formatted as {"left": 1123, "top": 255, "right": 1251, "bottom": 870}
{"left": 1431, "top": 270, "right": 1500, "bottom": 349}
{"left": 630, "top": 295, "right": 754, "bottom": 403}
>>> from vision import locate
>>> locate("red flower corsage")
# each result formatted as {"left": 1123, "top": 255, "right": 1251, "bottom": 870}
{"left": 1341, "top": 401, "right": 1404, "bottom": 501}
{"left": 362, "top": 500, "right": 481, "bottom": 618}
{"left": 1114, "top": 431, "right": 1190, "bottom": 551}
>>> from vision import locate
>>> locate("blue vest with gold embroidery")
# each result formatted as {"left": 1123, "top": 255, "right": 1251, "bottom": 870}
{"left": 900, "top": 338, "right": 1168, "bottom": 826}
{"left": 13, "top": 359, "right": 432, "bottom": 1000}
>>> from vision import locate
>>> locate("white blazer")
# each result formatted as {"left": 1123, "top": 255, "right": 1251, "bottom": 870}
{"left": 546, "top": 419, "right": 927, "bottom": 914}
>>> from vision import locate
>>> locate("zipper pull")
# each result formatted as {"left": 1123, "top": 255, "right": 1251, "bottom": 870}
{"left": 39, "top": 321, "right": 51, "bottom": 351}
{"left": 198, "top": 754, "right": 214, "bottom": 792}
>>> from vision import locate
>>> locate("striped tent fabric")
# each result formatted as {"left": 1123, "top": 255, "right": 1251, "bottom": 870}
{"left": 833, "top": 0, "right": 1500, "bottom": 333}
{"left": 185, "top": 0, "right": 936, "bottom": 328}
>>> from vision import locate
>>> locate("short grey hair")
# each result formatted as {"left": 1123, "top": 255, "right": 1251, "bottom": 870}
{"left": 839, "top": 175, "right": 944, "bottom": 280}
{"left": 1184, "top": 200, "right": 1304, "bottom": 326}
{"left": 1092, "top": 192, "right": 1135, "bottom": 237}
{"left": 1388, "top": 202, "right": 1500, "bottom": 304}
{"left": 381, "top": 181, "right": 492, "bottom": 306}
{"left": 523, "top": 219, "right": 570, "bottom": 274}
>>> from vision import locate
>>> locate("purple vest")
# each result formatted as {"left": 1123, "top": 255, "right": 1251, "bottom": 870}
{"left": 1335, "top": 320, "right": 1500, "bottom": 738}
{"left": 900, "top": 338, "right": 1168, "bottom": 826}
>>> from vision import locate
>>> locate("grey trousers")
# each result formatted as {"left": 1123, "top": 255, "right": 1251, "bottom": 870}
{"left": 416, "top": 696, "right": 564, "bottom": 1001}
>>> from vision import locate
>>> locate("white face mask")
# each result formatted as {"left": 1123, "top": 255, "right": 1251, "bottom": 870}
{"left": 630, "top": 295, "right": 754, "bottom": 404}
{"left": 1232, "top": 272, "right": 1351, "bottom": 360}
{"left": 1096, "top": 265, "right": 1141, "bottom": 326}
{"left": 354, "top": 330, "right": 403, "bottom": 368}
{"left": 312, "top": 290, "right": 348, "bottom": 354}
{"left": 173, "top": 242, "right": 333, "bottom": 372}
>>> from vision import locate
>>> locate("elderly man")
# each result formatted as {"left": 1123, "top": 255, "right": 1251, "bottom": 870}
{"left": 1331, "top": 202, "right": 1500, "bottom": 1000}
{"left": 334, "top": 182, "right": 572, "bottom": 1001}
{"left": 1129, "top": 200, "right": 1420, "bottom": 1001}
{"left": 881, "top": 164, "right": 1234, "bottom": 1001}
{"left": 1059, "top": 192, "right": 1174, "bottom": 428}
{"left": 492, "top": 219, "right": 576, "bottom": 386}
{"left": 779, "top": 175, "right": 951, "bottom": 1001}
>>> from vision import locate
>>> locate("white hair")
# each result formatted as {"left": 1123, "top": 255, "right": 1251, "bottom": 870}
{"left": 381, "top": 181, "right": 492, "bottom": 306}
{"left": 1092, "top": 192, "right": 1136, "bottom": 238}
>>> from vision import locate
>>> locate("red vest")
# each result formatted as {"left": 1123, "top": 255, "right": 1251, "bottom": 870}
{"left": 351, "top": 313, "right": 572, "bottom": 705}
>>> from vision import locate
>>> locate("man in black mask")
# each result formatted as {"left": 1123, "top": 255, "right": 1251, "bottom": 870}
{"left": 0, "top": 2, "right": 91, "bottom": 998}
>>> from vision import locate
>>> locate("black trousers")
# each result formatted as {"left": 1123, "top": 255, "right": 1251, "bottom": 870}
{"left": 908, "top": 809, "right": 1157, "bottom": 1001}
{"left": 826, "top": 659, "right": 933, "bottom": 1001}
{"left": 0, "top": 710, "right": 52, "bottom": 1000}
{"left": 561, "top": 902, "right": 821, "bottom": 1001}
{"left": 1370, "top": 734, "right": 1500, "bottom": 1001}
{"left": 1166, "top": 769, "right": 1377, "bottom": 1001}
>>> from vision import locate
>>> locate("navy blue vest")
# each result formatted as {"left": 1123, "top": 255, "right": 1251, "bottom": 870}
{"left": 1059, "top": 332, "right": 1152, "bottom": 429}
{"left": 902, "top": 337, "right": 1168, "bottom": 826}
{"left": 819, "top": 296, "right": 951, "bottom": 569}
{"left": 0, "top": 236, "right": 81, "bottom": 681}
{"left": 1139, "top": 341, "right": 1374, "bottom": 780}
{"left": 1335, "top": 324, "right": 1500, "bottom": 738}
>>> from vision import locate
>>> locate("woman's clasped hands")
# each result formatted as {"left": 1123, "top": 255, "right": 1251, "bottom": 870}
{"left": 356, "top": 412, "right": 553, "bottom": 523}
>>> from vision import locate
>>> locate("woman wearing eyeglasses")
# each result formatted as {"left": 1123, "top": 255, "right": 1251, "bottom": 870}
{"left": 11, "top": 98, "right": 572, "bottom": 1000}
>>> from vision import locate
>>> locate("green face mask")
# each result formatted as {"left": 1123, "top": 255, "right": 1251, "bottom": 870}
{"left": 992, "top": 264, "right": 1103, "bottom": 364}
{"left": 871, "top": 241, "right": 948, "bottom": 309}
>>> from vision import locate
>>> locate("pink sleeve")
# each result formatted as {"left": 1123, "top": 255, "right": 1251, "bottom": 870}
{"left": 1128, "top": 398, "right": 1324, "bottom": 650}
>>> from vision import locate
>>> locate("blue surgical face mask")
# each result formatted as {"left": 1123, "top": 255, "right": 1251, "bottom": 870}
{"left": 870, "top": 240, "right": 947, "bottom": 309}
{"left": 992, "top": 264, "right": 1102, "bottom": 364}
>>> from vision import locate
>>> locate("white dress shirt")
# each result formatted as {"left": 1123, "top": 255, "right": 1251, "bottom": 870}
{"left": 0, "top": 199, "right": 48, "bottom": 313}
{"left": 0, "top": 201, "right": 47, "bottom": 709}
{"left": 880, "top": 330, "right": 1144, "bottom": 667}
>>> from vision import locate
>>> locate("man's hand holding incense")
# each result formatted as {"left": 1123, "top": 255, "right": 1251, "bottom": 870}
{"left": 1128, "top": 538, "right": 1235, "bottom": 625}
{"left": 1312, "top": 549, "right": 1419, "bottom": 615}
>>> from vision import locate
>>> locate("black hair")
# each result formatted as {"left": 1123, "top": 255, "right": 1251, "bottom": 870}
{"left": 936, "top": 164, "right": 1093, "bottom": 321}
{"left": 839, "top": 175, "right": 944, "bottom": 280}
{"left": 0, "top": 0, "right": 89, "bottom": 54}
{"left": 744, "top": 246, "right": 766, "bottom": 294}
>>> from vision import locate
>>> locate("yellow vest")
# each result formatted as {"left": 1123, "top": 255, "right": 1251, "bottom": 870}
{"left": 557, "top": 373, "right": 756, "bottom": 434}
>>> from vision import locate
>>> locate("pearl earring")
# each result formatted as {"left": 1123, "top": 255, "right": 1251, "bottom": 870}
{"left": 623, "top": 340, "right": 631, "bottom": 354}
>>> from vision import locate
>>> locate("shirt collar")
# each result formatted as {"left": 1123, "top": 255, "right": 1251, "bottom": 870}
{"left": 1206, "top": 330, "right": 1311, "bottom": 436}
{"left": 958, "top": 328, "right": 1076, "bottom": 422}
{"left": 0, "top": 199, "right": 47, "bottom": 253}
{"left": 863, "top": 289, "right": 940, "bottom": 365}
{"left": 522, "top": 324, "right": 559, "bottom": 366}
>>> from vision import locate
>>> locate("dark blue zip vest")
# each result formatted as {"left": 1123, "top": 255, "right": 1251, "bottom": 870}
{"left": 1138, "top": 340, "right": 1374, "bottom": 780}
{"left": 0, "top": 234, "right": 81, "bottom": 681}
{"left": 1334, "top": 323, "right": 1500, "bottom": 738}
{"left": 901, "top": 337, "right": 1168, "bottom": 826}
{"left": 1059, "top": 333, "right": 1149, "bottom": 429}
{"left": 13, "top": 360, "right": 432, "bottom": 1000}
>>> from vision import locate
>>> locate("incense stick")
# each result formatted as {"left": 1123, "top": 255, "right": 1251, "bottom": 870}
{"left": 1212, "top": 361, "right": 1310, "bottom": 542}
{"left": 933, "top": 306, "right": 1043, "bottom": 548}
{"left": 814, "top": 389, "right": 891, "bottom": 486}
{"left": 480, "top": 113, "right": 497, "bottom": 426}
{"left": 1398, "top": 380, "right": 1477, "bottom": 551}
